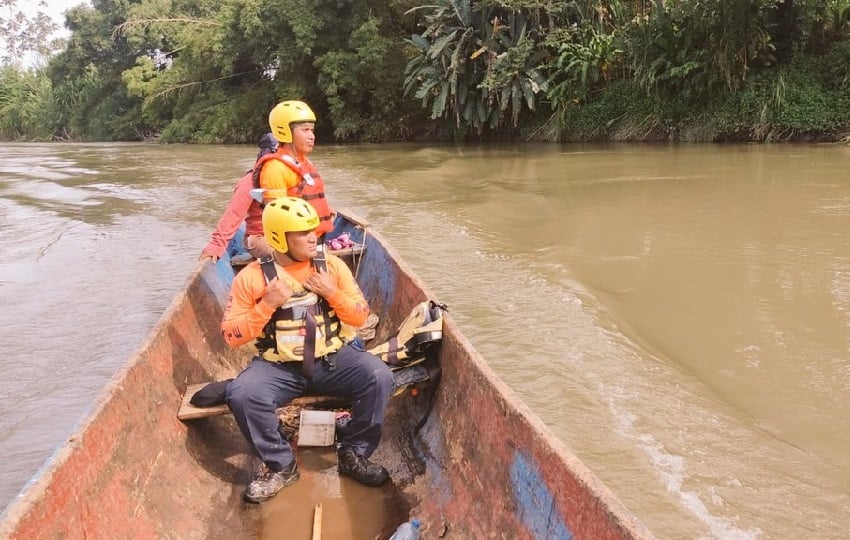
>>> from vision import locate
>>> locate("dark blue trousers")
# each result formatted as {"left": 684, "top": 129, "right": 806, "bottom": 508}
{"left": 226, "top": 340, "right": 393, "bottom": 471}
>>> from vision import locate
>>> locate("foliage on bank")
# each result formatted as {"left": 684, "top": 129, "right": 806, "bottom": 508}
{"left": 2, "top": 0, "right": 850, "bottom": 143}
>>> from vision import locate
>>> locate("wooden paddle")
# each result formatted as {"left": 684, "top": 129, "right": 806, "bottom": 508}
{"left": 312, "top": 503, "right": 322, "bottom": 540}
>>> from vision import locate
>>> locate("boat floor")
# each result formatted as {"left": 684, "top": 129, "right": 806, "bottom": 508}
{"left": 182, "top": 409, "right": 416, "bottom": 540}
{"left": 253, "top": 446, "right": 410, "bottom": 539}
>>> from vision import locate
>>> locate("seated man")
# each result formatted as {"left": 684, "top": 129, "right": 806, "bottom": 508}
{"left": 220, "top": 197, "right": 393, "bottom": 503}
{"left": 254, "top": 100, "right": 336, "bottom": 247}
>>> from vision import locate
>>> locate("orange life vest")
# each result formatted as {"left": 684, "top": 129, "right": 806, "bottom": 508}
{"left": 252, "top": 152, "right": 333, "bottom": 235}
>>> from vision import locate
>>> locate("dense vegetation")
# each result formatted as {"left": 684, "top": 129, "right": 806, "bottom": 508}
{"left": 2, "top": 0, "right": 850, "bottom": 143}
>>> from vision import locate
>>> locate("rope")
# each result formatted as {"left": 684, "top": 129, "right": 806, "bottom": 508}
{"left": 353, "top": 227, "right": 368, "bottom": 280}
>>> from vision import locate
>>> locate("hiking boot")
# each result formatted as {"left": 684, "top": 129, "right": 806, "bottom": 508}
{"left": 337, "top": 446, "right": 389, "bottom": 486}
{"left": 243, "top": 460, "right": 300, "bottom": 503}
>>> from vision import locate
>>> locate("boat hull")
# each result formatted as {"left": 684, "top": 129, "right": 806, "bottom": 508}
{"left": 0, "top": 219, "right": 653, "bottom": 539}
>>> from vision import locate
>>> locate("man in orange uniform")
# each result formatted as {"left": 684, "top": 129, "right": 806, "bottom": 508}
{"left": 221, "top": 197, "right": 392, "bottom": 503}
{"left": 248, "top": 100, "right": 336, "bottom": 258}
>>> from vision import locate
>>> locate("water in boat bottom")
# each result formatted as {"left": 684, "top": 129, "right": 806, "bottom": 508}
{"left": 253, "top": 447, "right": 408, "bottom": 540}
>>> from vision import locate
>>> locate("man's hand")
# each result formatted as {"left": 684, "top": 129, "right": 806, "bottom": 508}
{"left": 199, "top": 250, "right": 219, "bottom": 263}
{"left": 262, "top": 277, "right": 294, "bottom": 308}
{"left": 303, "top": 268, "right": 336, "bottom": 298}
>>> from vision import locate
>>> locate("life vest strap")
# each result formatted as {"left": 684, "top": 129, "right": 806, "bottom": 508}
{"left": 258, "top": 256, "right": 279, "bottom": 345}
{"left": 369, "top": 300, "right": 447, "bottom": 367}
{"left": 313, "top": 245, "right": 333, "bottom": 344}
{"left": 302, "top": 312, "right": 317, "bottom": 378}
{"left": 257, "top": 253, "right": 338, "bottom": 362}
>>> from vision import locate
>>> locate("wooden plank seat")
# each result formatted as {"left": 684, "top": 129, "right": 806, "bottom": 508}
{"left": 177, "top": 383, "right": 345, "bottom": 421}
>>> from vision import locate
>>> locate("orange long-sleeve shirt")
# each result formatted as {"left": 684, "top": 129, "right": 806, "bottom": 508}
{"left": 200, "top": 173, "right": 264, "bottom": 259}
{"left": 221, "top": 255, "right": 369, "bottom": 348}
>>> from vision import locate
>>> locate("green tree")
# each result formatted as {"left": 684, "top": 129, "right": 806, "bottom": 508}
{"left": 316, "top": 15, "right": 423, "bottom": 141}
{"left": 622, "top": 1, "right": 779, "bottom": 106}
{"left": 540, "top": 1, "right": 631, "bottom": 140}
{"left": 0, "top": 0, "right": 62, "bottom": 140}
{"left": 403, "top": 0, "right": 550, "bottom": 137}
{"left": 111, "top": 0, "right": 421, "bottom": 142}
{"left": 4, "top": 0, "right": 848, "bottom": 142}
{"left": 0, "top": 0, "right": 60, "bottom": 69}
{"left": 47, "top": 0, "right": 151, "bottom": 139}
{"left": 0, "top": 65, "right": 55, "bottom": 138}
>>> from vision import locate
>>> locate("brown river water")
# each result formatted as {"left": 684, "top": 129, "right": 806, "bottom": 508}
{"left": 1, "top": 142, "right": 849, "bottom": 539}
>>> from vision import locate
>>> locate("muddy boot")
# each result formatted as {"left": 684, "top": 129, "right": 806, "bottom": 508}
{"left": 337, "top": 446, "right": 389, "bottom": 486}
{"left": 244, "top": 460, "right": 300, "bottom": 503}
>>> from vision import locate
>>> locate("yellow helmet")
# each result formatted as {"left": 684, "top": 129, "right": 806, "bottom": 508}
{"left": 262, "top": 197, "right": 320, "bottom": 253}
{"left": 268, "top": 100, "right": 316, "bottom": 143}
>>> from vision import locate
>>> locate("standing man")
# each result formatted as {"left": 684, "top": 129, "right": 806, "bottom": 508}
{"left": 249, "top": 100, "right": 336, "bottom": 257}
{"left": 221, "top": 197, "right": 393, "bottom": 503}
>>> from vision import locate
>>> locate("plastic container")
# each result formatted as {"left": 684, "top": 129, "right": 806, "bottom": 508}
{"left": 389, "top": 518, "right": 421, "bottom": 540}
{"left": 297, "top": 410, "right": 336, "bottom": 446}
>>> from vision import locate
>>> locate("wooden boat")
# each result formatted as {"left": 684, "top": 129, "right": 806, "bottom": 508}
{"left": 0, "top": 212, "right": 654, "bottom": 540}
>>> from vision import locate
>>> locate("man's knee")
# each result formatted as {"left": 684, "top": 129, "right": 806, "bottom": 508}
{"left": 372, "top": 361, "right": 393, "bottom": 396}
{"left": 245, "top": 234, "right": 273, "bottom": 259}
{"left": 226, "top": 376, "right": 266, "bottom": 412}
{"left": 346, "top": 353, "right": 390, "bottom": 388}
{"left": 225, "top": 379, "right": 246, "bottom": 410}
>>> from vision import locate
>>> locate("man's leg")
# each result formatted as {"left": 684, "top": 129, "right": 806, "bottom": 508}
{"left": 244, "top": 234, "right": 274, "bottom": 259}
{"left": 226, "top": 358, "right": 307, "bottom": 501}
{"left": 311, "top": 341, "right": 393, "bottom": 485}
